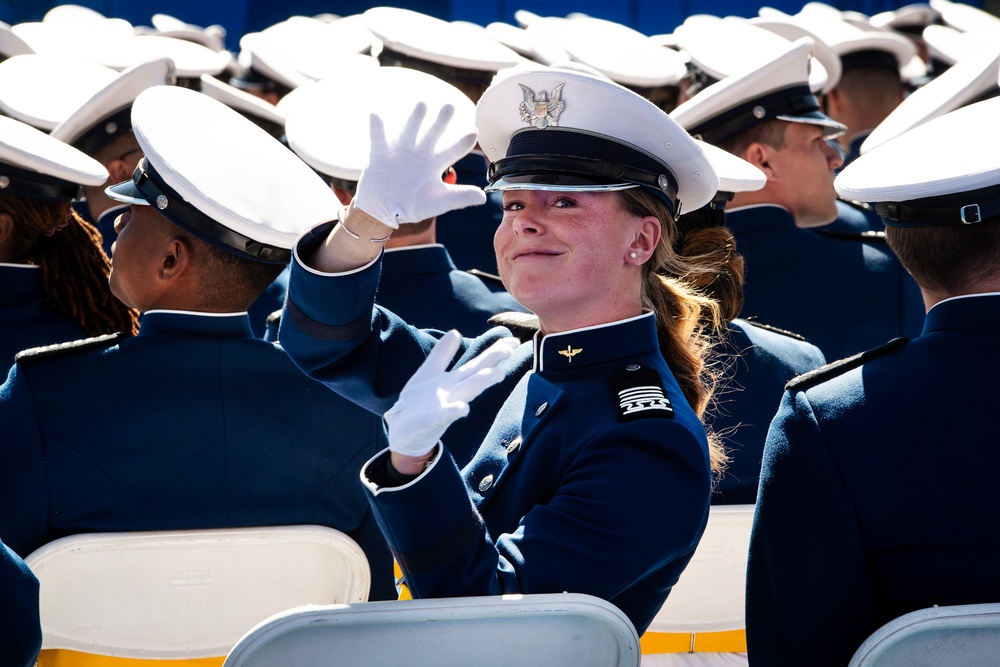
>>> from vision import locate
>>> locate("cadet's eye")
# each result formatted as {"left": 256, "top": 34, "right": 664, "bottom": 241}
{"left": 502, "top": 200, "right": 524, "bottom": 212}
{"left": 553, "top": 196, "right": 576, "bottom": 208}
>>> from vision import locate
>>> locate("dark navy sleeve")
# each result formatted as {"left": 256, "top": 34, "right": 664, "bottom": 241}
{"left": 746, "top": 390, "right": 873, "bottom": 667}
{"left": 0, "top": 539, "right": 41, "bottom": 667}
{"left": 0, "top": 364, "right": 50, "bottom": 558}
{"left": 279, "top": 222, "right": 517, "bottom": 418}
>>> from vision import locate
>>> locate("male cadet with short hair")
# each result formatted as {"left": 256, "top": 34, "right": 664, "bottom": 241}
{"left": 363, "top": 7, "right": 520, "bottom": 274}
{"left": 0, "top": 86, "right": 395, "bottom": 600}
{"left": 671, "top": 38, "right": 925, "bottom": 361}
{"left": 0, "top": 537, "right": 40, "bottom": 667}
{"left": 747, "top": 96, "right": 1000, "bottom": 667}
{"left": 281, "top": 65, "right": 526, "bottom": 341}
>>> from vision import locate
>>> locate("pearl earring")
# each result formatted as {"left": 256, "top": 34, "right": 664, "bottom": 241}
{"left": 630, "top": 252, "right": 637, "bottom": 259}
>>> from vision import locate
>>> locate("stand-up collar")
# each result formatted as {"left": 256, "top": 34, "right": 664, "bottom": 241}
{"left": 533, "top": 311, "right": 659, "bottom": 373}
{"left": 923, "top": 293, "right": 1000, "bottom": 335}
{"left": 137, "top": 310, "right": 254, "bottom": 338}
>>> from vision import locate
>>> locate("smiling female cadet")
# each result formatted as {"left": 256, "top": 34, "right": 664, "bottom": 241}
{"left": 279, "top": 67, "right": 727, "bottom": 634}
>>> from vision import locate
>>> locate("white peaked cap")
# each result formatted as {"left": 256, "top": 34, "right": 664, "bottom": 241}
{"left": 285, "top": 66, "right": 476, "bottom": 181}
{"left": 836, "top": 97, "right": 1000, "bottom": 226}
{"left": 106, "top": 86, "right": 338, "bottom": 262}
{"left": 477, "top": 67, "right": 718, "bottom": 214}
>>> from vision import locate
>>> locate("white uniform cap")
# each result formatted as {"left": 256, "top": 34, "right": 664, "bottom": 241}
{"left": 0, "top": 24, "right": 34, "bottom": 60}
{"left": 364, "top": 7, "right": 519, "bottom": 73}
{"left": 88, "top": 35, "right": 231, "bottom": 78}
{"left": 105, "top": 86, "right": 337, "bottom": 263}
{"left": 276, "top": 56, "right": 380, "bottom": 116}
{"left": 523, "top": 17, "right": 574, "bottom": 66}
{"left": 696, "top": 140, "right": 766, "bottom": 194}
{"left": 292, "top": 52, "right": 379, "bottom": 88}
{"left": 0, "top": 54, "right": 118, "bottom": 131}
{"left": 670, "top": 38, "right": 846, "bottom": 145}
{"left": 0, "top": 115, "right": 108, "bottom": 201}
{"left": 288, "top": 15, "right": 377, "bottom": 81}
{"left": 555, "top": 17, "right": 687, "bottom": 87}
{"left": 930, "top": 0, "right": 1000, "bottom": 34}
{"left": 676, "top": 15, "right": 831, "bottom": 94}
{"left": 285, "top": 66, "right": 476, "bottom": 182}
{"left": 235, "top": 17, "right": 332, "bottom": 91}
{"left": 197, "top": 74, "right": 286, "bottom": 140}
{"left": 12, "top": 18, "right": 133, "bottom": 60}
{"left": 42, "top": 4, "right": 107, "bottom": 24}
{"left": 477, "top": 67, "right": 718, "bottom": 215}
{"left": 786, "top": 4, "right": 918, "bottom": 74}
{"left": 50, "top": 58, "right": 175, "bottom": 154}
{"left": 861, "top": 45, "right": 1000, "bottom": 154}
{"left": 149, "top": 14, "right": 227, "bottom": 53}
{"left": 836, "top": 97, "right": 1000, "bottom": 226}
{"left": 922, "top": 24, "right": 997, "bottom": 66}
{"left": 485, "top": 22, "right": 537, "bottom": 58}
{"left": 870, "top": 4, "right": 941, "bottom": 33}
{"left": 514, "top": 10, "right": 544, "bottom": 28}
{"left": 749, "top": 16, "right": 843, "bottom": 92}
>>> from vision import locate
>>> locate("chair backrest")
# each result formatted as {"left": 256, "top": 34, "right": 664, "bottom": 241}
{"left": 25, "top": 525, "right": 370, "bottom": 660}
{"left": 223, "top": 593, "right": 641, "bottom": 667}
{"left": 849, "top": 603, "right": 1000, "bottom": 667}
{"left": 641, "top": 504, "right": 754, "bottom": 655}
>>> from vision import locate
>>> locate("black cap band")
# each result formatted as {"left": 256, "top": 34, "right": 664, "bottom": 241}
{"left": 688, "top": 84, "right": 822, "bottom": 144}
{"left": 488, "top": 128, "right": 680, "bottom": 215}
{"left": 840, "top": 49, "right": 900, "bottom": 73}
{"left": 130, "top": 159, "right": 290, "bottom": 263}
{"left": 377, "top": 46, "right": 496, "bottom": 85}
{"left": 0, "top": 161, "right": 81, "bottom": 202}
{"left": 72, "top": 107, "right": 134, "bottom": 155}
{"left": 875, "top": 183, "right": 1000, "bottom": 227}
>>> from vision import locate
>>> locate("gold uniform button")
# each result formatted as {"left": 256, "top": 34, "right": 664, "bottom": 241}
{"left": 535, "top": 402, "right": 548, "bottom": 417}
{"left": 506, "top": 436, "right": 522, "bottom": 454}
{"left": 478, "top": 474, "right": 494, "bottom": 492}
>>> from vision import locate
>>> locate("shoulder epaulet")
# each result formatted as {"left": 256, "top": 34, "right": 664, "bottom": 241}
{"left": 814, "top": 228, "right": 887, "bottom": 243}
{"left": 265, "top": 309, "right": 281, "bottom": 327}
{"left": 785, "top": 337, "right": 908, "bottom": 391}
{"left": 487, "top": 311, "right": 540, "bottom": 344}
{"left": 466, "top": 268, "right": 505, "bottom": 286}
{"left": 15, "top": 332, "right": 128, "bottom": 364}
{"left": 741, "top": 319, "right": 807, "bottom": 341}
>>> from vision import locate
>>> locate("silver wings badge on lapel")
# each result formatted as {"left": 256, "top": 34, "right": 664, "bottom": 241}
{"left": 518, "top": 83, "right": 565, "bottom": 129}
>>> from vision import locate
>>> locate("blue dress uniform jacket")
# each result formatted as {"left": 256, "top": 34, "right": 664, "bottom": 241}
{"left": 726, "top": 205, "right": 924, "bottom": 360}
{"left": 0, "top": 311, "right": 396, "bottom": 601}
{"left": 0, "top": 539, "right": 40, "bottom": 667}
{"left": 0, "top": 265, "right": 89, "bottom": 368}
{"left": 378, "top": 244, "right": 526, "bottom": 337}
{"left": 711, "top": 319, "right": 825, "bottom": 505}
{"left": 746, "top": 294, "right": 1000, "bottom": 667}
{"left": 279, "top": 224, "right": 713, "bottom": 634}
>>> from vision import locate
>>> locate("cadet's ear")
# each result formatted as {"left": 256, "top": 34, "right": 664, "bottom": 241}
{"left": 159, "top": 235, "right": 192, "bottom": 281}
{"left": 742, "top": 143, "right": 773, "bottom": 177}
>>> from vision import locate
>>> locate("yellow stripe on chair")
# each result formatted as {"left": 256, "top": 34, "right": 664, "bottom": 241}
{"left": 393, "top": 560, "right": 412, "bottom": 601}
{"left": 640, "top": 629, "right": 747, "bottom": 654}
{"left": 37, "top": 650, "right": 224, "bottom": 666}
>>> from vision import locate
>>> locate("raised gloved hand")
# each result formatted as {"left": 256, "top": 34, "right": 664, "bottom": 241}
{"left": 353, "top": 102, "right": 487, "bottom": 229}
{"left": 384, "top": 330, "right": 521, "bottom": 458}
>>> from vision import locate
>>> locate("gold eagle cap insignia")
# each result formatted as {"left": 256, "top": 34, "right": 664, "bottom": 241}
{"left": 518, "top": 83, "right": 565, "bottom": 129}
{"left": 558, "top": 345, "right": 582, "bottom": 362}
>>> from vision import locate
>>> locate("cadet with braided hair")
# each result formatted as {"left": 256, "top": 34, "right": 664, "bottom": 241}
{"left": 0, "top": 117, "right": 138, "bottom": 366}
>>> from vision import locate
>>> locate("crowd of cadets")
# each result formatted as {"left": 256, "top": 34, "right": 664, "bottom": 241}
{"left": 2, "top": 1, "right": 1000, "bottom": 665}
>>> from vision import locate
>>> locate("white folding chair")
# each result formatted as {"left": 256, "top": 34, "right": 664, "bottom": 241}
{"left": 223, "top": 592, "right": 640, "bottom": 667}
{"left": 849, "top": 603, "right": 1000, "bottom": 667}
{"left": 25, "top": 525, "right": 370, "bottom": 665}
{"left": 640, "top": 505, "right": 754, "bottom": 665}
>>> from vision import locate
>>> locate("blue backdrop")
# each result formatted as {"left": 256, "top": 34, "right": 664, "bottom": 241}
{"left": 2, "top": 0, "right": 982, "bottom": 51}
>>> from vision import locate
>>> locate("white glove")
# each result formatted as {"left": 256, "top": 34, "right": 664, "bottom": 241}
{"left": 384, "top": 330, "right": 521, "bottom": 458}
{"left": 353, "top": 102, "right": 487, "bottom": 229}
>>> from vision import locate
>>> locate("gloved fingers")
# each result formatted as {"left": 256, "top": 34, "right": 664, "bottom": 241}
{"left": 405, "top": 329, "right": 463, "bottom": 386}
{"left": 417, "top": 103, "right": 456, "bottom": 153}
{"left": 421, "top": 184, "right": 487, "bottom": 218}
{"left": 399, "top": 101, "right": 429, "bottom": 150}
{"left": 454, "top": 337, "right": 520, "bottom": 376}
{"left": 368, "top": 111, "right": 389, "bottom": 158}
{"left": 447, "top": 365, "right": 510, "bottom": 404}
{"left": 436, "top": 130, "right": 480, "bottom": 172}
